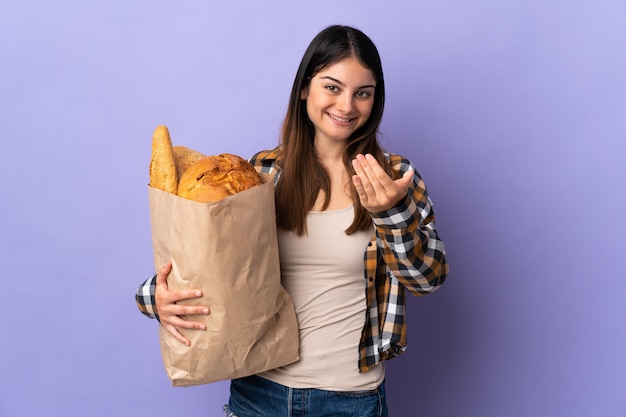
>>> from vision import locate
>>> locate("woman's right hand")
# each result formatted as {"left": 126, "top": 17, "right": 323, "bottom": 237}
{"left": 155, "top": 262, "right": 209, "bottom": 346}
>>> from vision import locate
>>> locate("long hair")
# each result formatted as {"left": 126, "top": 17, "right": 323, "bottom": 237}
{"left": 275, "top": 25, "right": 392, "bottom": 235}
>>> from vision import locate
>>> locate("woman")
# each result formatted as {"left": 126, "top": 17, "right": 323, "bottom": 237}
{"left": 136, "top": 25, "right": 448, "bottom": 417}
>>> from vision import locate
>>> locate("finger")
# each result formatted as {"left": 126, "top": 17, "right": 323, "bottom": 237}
{"left": 354, "top": 154, "right": 381, "bottom": 187}
{"left": 171, "top": 289, "right": 205, "bottom": 303}
{"left": 352, "top": 155, "right": 377, "bottom": 195}
{"left": 156, "top": 262, "right": 205, "bottom": 303}
{"left": 363, "top": 153, "right": 388, "bottom": 175}
{"left": 157, "top": 292, "right": 208, "bottom": 322}
{"left": 355, "top": 154, "right": 401, "bottom": 197}
{"left": 165, "top": 312, "right": 207, "bottom": 330}
{"left": 168, "top": 302, "right": 210, "bottom": 317}
{"left": 351, "top": 174, "right": 368, "bottom": 202}
{"left": 364, "top": 153, "right": 398, "bottom": 187}
{"left": 163, "top": 323, "right": 191, "bottom": 346}
{"left": 351, "top": 154, "right": 366, "bottom": 176}
{"left": 155, "top": 262, "right": 172, "bottom": 287}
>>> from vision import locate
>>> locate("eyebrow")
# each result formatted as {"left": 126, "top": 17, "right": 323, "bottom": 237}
{"left": 319, "top": 75, "right": 376, "bottom": 90}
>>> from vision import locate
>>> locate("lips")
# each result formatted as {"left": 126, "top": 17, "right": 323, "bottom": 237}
{"left": 326, "top": 112, "right": 355, "bottom": 125}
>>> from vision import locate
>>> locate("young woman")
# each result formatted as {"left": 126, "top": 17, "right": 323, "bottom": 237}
{"left": 136, "top": 25, "right": 448, "bottom": 417}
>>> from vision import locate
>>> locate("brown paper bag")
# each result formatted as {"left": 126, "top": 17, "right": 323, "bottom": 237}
{"left": 149, "top": 173, "right": 300, "bottom": 387}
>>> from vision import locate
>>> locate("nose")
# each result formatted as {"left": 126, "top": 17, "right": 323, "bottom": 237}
{"left": 336, "top": 92, "right": 354, "bottom": 113}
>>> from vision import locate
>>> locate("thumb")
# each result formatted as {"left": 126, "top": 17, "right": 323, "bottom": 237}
{"left": 156, "top": 262, "right": 172, "bottom": 287}
{"left": 395, "top": 169, "right": 414, "bottom": 190}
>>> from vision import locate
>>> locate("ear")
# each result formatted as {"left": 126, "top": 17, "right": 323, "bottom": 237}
{"left": 300, "top": 85, "right": 309, "bottom": 100}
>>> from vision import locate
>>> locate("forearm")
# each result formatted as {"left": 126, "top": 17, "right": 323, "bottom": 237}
{"left": 372, "top": 177, "right": 448, "bottom": 295}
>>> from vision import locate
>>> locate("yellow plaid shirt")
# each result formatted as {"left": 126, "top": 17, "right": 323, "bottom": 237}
{"left": 136, "top": 146, "right": 448, "bottom": 373}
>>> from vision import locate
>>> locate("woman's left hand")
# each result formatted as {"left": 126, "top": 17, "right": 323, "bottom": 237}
{"left": 351, "top": 153, "right": 413, "bottom": 213}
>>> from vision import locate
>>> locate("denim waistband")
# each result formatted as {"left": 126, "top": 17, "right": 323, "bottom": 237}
{"left": 225, "top": 374, "right": 388, "bottom": 417}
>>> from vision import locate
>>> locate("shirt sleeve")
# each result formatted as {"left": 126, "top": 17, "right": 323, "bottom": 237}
{"left": 135, "top": 275, "right": 160, "bottom": 321}
{"left": 248, "top": 147, "right": 282, "bottom": 181}
{"left": 370, "top": 156, "right": 448, "bottom": 295}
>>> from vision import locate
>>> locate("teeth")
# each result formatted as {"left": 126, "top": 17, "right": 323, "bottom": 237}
{"left": 328, "top": 113, "right": 351, "bottom": 122}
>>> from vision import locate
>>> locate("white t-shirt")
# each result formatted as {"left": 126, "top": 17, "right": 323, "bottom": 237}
{"left": 260, "top": 205, "right": 385, "bottom": 391}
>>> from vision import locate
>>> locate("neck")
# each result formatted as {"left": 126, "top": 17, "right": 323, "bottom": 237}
{"left": 314, "top": 138, "right": 346, "bottom": 166}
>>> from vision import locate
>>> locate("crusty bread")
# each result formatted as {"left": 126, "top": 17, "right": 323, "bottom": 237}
{"left": 178, "top": 153, "right": 262, "bottom": 202}
{"left": 173, "top": 145, "right": 205, "bottom": 179}
{"left": 149, "top": 125, "right": 178, "bottom": 194}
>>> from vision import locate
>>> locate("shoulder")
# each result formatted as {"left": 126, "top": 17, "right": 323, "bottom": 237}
{"left": 248, "top": 146, "right": 283, "bottom": 175}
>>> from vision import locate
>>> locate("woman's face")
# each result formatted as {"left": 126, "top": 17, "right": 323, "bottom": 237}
{"left": 301, "top": 56, "right": 376, "bottom": 146}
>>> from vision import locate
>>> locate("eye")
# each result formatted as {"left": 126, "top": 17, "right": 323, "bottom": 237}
{"left": 325, "top": 85, "right": 340, "bottom": 93}
{"left": 356, "top": 90, "right": 372, "bottom": 98}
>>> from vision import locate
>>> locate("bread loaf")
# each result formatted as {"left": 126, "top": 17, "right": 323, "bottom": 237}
{"left": 149, "top": 125, "right": 178, "bottom": 194}
{"left": 178, "top": 153, "right": 262, "bottom": 202}
{"left": 173, "top": 146, "right": 206, "bottom": 179}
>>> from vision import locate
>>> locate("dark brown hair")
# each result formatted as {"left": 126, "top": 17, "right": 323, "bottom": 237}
{"left": 275, "top": 25, "right": 392, "bottom": 235}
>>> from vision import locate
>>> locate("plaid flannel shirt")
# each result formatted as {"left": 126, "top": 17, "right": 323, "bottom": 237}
{"left": 136, "top": 146, "right": 448, "bottom": 372}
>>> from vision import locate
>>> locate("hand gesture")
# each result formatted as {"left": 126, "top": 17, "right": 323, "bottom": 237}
{"left": 351, "top": 153, "right": 413, "bottom": 213}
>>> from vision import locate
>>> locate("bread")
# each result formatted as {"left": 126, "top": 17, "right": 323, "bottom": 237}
{"left": 178, "top": 153, "right": 262, "bottom": 202}
{"left": 149, "top": 125, "right": 178, "bottom": 194}
{"left": 148, "top": 124, "right": 257, "bottom": 202}
{"left": 173, "top": 146, "right": 205, "bottom": 179}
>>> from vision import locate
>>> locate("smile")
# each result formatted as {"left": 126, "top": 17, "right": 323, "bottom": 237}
{"left": 326, "top": 112, "right": 355, "bottom": 124}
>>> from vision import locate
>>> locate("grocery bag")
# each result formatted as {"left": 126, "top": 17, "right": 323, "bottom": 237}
{"left": 148, "top": 173, "right": 300, "bottom": 386}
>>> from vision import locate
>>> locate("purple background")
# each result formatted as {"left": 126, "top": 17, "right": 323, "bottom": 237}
{"left": 1, "top": 1, "right": 625, "bottom": 416}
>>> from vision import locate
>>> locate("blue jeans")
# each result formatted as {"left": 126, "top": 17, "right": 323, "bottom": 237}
{"left": 224, "top": 374, "right": 388, "bottom": 417}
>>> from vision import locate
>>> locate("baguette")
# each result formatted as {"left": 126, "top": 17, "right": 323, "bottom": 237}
{"left": 149, "top": 125, "right": 178, "bottom": 194}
